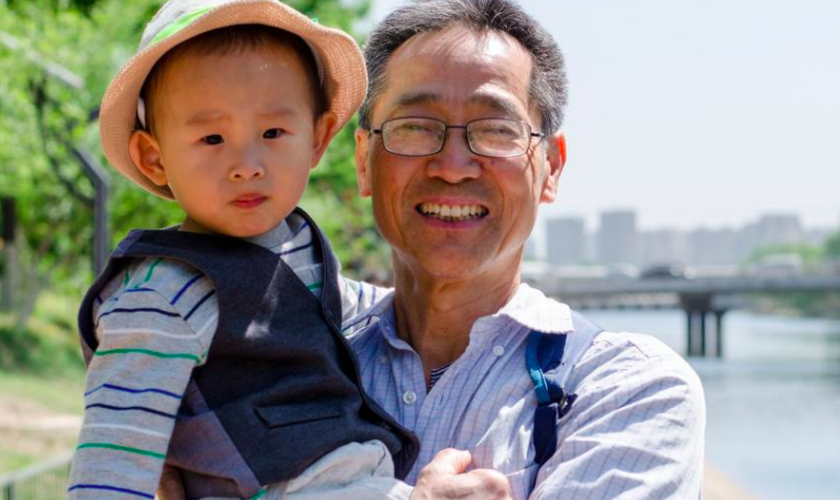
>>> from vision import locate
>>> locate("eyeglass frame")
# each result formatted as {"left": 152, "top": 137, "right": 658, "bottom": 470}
{"left": 368, "top": 116, "right": 546, "bottom": 158}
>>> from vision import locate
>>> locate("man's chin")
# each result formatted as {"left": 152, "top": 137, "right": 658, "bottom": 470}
{"left": 397, "top": 249, "right": 495, "bottom": 282}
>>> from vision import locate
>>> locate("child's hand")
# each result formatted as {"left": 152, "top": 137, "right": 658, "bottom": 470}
{"left": 156, "top": 465, "right": 186, "bottom": 500}
{"left": 410, "top": 448, "right": 513, "bottom": 500}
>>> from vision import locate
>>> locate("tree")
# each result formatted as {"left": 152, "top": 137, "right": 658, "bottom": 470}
{"left": 826, "top": 231, "right": 840, "bottom": 259}
{"left": 0, "top": 0, "right": 380, "bottom": 329}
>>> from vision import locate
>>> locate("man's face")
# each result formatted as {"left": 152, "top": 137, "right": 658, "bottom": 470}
{"left": 355, "top": 25, "right": 565, "bottom": 282}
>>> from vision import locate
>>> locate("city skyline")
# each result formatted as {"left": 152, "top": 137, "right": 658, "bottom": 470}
{"left": 540, "top": 207, "right": 839, "bottom": 233}
{"left": 536, "top": 208, "right": 834, "bottom": 267}
{"left": 370, "top": 0, "right": 840, "bottom": 230}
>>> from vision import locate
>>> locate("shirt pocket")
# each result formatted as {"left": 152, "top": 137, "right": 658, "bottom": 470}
{"left": 255, "top": 403, "right": 341, "bottom": 428}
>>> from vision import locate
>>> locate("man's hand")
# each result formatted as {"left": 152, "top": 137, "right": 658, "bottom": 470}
{"left": 410, "top": 449, "right": 513, "bottom": 500}
{"left": 156, "top": 465, "right": 186, "bottom": 500}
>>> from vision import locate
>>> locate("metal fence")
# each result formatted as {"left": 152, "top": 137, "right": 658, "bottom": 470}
{"left": 0, "top": 452, "right": 73, "bottom": 500}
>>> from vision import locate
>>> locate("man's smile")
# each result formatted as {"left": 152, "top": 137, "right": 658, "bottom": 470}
{"left": 416, "top": 202, "right": 489, "bottom": 222}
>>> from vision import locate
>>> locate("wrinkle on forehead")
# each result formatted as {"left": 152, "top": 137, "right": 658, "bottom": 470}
{"left": 377, "top": 24, "right": 536, "bottom": 122}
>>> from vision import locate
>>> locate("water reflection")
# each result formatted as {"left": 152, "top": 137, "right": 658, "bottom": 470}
{"left": 583, "top": 309, "right": 840, "bottom": 500}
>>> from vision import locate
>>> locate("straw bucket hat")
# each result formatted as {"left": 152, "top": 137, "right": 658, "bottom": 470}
{"left": 99, "top": 0, "right": 367, "bottom": 200}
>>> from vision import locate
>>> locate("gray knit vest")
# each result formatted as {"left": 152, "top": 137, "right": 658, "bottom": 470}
{"left": 78, "top": 209, "right": 419, "bottom": 499}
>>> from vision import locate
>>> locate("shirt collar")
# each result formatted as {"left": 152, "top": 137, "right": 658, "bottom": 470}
{"left": 244, "top": 219, "right": 292, "bottom": 249}
{"left": 356, "top": 283, "right": 574, "bottom": 351}
{"left": 483, "top": 282, "right": 574, "bottom": 335}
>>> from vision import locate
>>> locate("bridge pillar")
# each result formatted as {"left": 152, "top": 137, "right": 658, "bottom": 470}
{"left": 686, "top": 312, "right": 693, "bottom": 357}
{"left": 680, "top": 293, "right": 714, "bottom": 357}
{"left": 713, "top": 309, "right": 726, "bottom": 358}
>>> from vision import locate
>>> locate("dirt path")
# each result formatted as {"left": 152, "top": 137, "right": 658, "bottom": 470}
{"left": 0, "top": 398, "right": 82, "bottom": 431}
{"left": 0, "top": 396, "right": 81, "bottom": 472}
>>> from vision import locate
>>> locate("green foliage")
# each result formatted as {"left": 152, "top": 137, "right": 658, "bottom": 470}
{"left": 0, "top": 0, "right": 381, "bottom": 333}
{"left": 743, "top": 242, "right": 824, "bottom": 268}
{"left": 0, "top": 315, "right": 84, "bottom": 376}
{"left": 826, "top": 231, "right": 840, "bottom": 258}
{"left": 747, "top": 291, "right": 840, "bottom": 319}
{"left": 741, "top": 238, "right": 840, "bottom": 318}
{"left": 0, "top": 292, "right": 83, "bottom": 374}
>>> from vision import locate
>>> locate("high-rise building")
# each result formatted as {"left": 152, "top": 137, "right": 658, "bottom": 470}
{"left": 736, "top": 214, "right": 804, "bottom": 262}
{"left": 545, "top": 217, "right": 586, "bottom": 265}
{"left": 754, "top": 214, "right": 803, "bottom": 247}
{"left": 598, "top": 210, "right": 637, "bottom": 265}
{"left": 639, "top": 229, "right": 688, "bottom": 266}
{"left": 688, "top": 228, "right": 741, "bottom": 266}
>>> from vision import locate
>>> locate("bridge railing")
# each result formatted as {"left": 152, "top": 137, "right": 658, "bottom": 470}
{"left": 0, "top": 452, "right": 73, "bottom": 500}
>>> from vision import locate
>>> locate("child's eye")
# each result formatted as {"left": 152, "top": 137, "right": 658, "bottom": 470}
{"left": 263, "top": 128, "right": 285, "bottom": 139}
{"left": 202, "top": 135, "right": 224, "bottom": 145}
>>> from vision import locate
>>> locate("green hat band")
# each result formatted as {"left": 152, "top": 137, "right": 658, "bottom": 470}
{"left": 150, "top": 7, "right": 213, "bottom": 45}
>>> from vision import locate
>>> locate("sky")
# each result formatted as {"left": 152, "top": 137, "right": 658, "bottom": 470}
{"left": 367, "top": 0, "right": 840, "bottom": 232}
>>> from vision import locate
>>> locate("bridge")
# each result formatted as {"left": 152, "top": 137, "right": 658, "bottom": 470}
{"left": 522, "top": 272, "right": 840, "bottom": 358}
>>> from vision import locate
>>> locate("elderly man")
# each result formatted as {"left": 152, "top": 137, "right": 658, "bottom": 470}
{"left": 161, "top": 0, "right": 704, "bottom": 498}
{"left": 348, "top": 0, "right": 705, "bottom": 498}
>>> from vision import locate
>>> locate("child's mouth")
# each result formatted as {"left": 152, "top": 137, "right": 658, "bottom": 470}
{"left": 232, "top": 195, "right": 267, "bottom": 209}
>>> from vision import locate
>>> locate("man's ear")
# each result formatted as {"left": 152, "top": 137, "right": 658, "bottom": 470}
{"left": 354, "top": 127, "right": 372, "bottom": 198}
{"left": 129, "top": 130, "right": 168, "bottom": 186}
{"left": 310, "top": 111, "right": 339, "bottom": 169}
{"left": 540, "top": 132, "right": 567, "bottom": 203}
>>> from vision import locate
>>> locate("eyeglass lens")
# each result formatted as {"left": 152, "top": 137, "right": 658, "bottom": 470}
{"left": 380, "top": 118, "right": 533, "bottom": 157}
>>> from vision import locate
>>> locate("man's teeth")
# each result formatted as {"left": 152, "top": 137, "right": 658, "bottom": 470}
{"left": 418, "top": 203, "right": 488, "bottom": 221}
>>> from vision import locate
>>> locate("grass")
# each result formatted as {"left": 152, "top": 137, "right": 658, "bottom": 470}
{"left": 0, "top": 370, "right": 85, "bottom": 415}
{"left": 0, "top": 292, "right": 85, "bottom": 377}
{"left": 0, "top": 370, "right": 85, "bottom": 474}
{"left": 0, "top": 291, "right": 86, "bottom": 474}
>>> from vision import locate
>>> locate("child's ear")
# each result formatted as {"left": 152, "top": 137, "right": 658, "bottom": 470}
{"left": 129, "top": 130, "right": 168, "bottom": 186}
{"left": 310, "top": 111, "right": 339, "bottom": 169}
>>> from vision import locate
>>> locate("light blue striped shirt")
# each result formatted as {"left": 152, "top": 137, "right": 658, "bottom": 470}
{"left": 350, "top": 283, "right": 706, "bottom": 500}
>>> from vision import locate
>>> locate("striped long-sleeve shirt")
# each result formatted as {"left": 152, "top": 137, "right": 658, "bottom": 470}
{"left": 68, "top": 213, "right": 388, "bottom": 500}
{"left": 350, "top": 283, "right": 706, "bottom": 500}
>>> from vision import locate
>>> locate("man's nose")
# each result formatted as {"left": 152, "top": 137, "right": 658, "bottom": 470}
{"left": 426, "top": 129, "right": 481, "bottom": 183}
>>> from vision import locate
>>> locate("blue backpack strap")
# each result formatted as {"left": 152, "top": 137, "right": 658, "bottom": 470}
{"left": 528, "top": 310, "right": 604, "bottom": 466}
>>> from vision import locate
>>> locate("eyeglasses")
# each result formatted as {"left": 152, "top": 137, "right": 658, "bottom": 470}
{"left": 369, "top": 117, "right": 544, "bottom": 158}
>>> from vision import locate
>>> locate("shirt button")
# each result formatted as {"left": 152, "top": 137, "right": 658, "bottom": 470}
{"left": 403, "top": 390, "right": 417, "bottom": 405}
{"left": 378, "top": 355, "right": 388, "bottom": 364}
{"left": 492, "top": 345, "right": 505, "bottom": 357}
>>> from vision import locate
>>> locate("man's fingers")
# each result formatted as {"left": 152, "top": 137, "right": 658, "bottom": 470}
{"left": 460, "top": 469, "right": 512, "bottom": 499}
{"left": 425, "top": 448, "right": 473, "bottom": 475}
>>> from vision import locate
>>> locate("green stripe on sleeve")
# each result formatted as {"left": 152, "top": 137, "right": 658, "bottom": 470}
{"left": 77, "top": 443, "right": 166, "bottom": 460}
{"left": 94, "top": 348, "right": 200, "bottom": 363}
{"left": 307, "top": 282, "right": 323, "bottom": 291}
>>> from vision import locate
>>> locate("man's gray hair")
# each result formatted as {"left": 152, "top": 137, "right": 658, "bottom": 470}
{"left": 359, "top": 0, "right": 568, "bottom": 134}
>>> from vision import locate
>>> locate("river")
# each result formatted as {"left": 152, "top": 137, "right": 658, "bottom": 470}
{"left": 582, "top": 310, "right": 840, "bottom": 500}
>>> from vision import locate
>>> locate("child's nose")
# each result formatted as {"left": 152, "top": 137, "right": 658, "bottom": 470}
{"left": 229, "top": 156, "right": 265, "bottom": 181}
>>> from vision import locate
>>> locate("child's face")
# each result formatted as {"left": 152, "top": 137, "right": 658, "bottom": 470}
{"left": 130, "top": 44, "right": 336, "bottom": 237}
